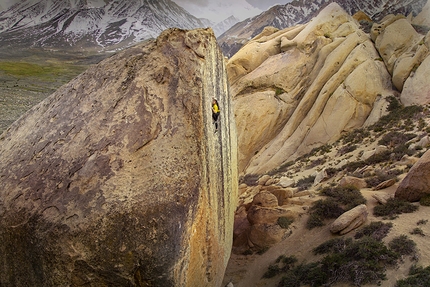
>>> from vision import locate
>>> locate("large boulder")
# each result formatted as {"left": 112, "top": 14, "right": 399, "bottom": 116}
{"left": 0, "top": 28, "right": 238, "bottom": 287}
{"left": 330, "top": 204, "right": 368, "bottom": 235}
{"left": 372, "top": 14, "right": 430, "bottom": 105}
{"left": 229, "top": 3, "right": 396, "bottom": 174}
{"left": 396, "top": 149, "right": 430, "bottom": 202}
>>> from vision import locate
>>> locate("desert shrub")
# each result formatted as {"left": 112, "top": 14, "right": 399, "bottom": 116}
{"left": 371, "top": 97, "right": 423, "bottom": 132}
{"left": 263, "top": 264, "right": 281, "bottom": 278}
{"left": 365, "top": 170, "right": 398, "bottom": 188}
{"left": 410, "top": 228, "right": 425, "bottom": 236}
{"left": 366, "top": 150, "right": 392, "bottom": 165}
{"left": 342, "top": 129, "right": 370, "bottom": 145}
{"left": 325, "top": 167, "right": 338, "bottom": 179}
{"left": 378, "top": 131, "right": 416, "bottom": 148}
{"left": 306, "top": 157, "right": 326, "bottom": 169}
{"left": 417, "top": 219, "right": 428, "bottom": 225}
{"left": 342, "top": 160, "right": 367, "bottom": 172}
{"left": 269, "top": 160, "right": 294, "bottom": 175}
{"left": 389, "top": 235, "right": 417, "bottom": 257}
{"left": 312, "top": 237, "right": 399, "bottom": 286}
{"left": 337, "top": 144, "right": 357, "bottom": 156}
{"left": 275, "top": 87, "right": 285, "bottom": 96}
{"left": 296, "top": 175, "right": 315, "bottom": 191}
{"left": 277, "top": 216, "right": 294, "bottom": 229}
{"left": 278, "top": 262, "right": 326, "bottom": 287}
{"left": 240, "top": 173, "right": 260, "bottom": 186}
{"left": 420, "top": 195, "right": 430, "bottom": 206}
{"left": 396, "top": 265, "right": 430, "bottom": 287}
{"left": 354, "top": 221, "right": 393, "bottom": 241}
{"left": 306, "top": 186, "right": 365, "bottom": 229}
{"left": 256, "top": 246, "right": 270, "bottom": 255}
{"left": 320, "top": 185, "right": 366, "bottom": 210}
{"left": 333, "top": 236, "right": 399, "bottom": 285}
{"left": 272, "top": 236, "right": 405, "bottom": 287}
{"left": 373, "top": 198, "right": 419, "bottom": 219}
{"left": 306, "top": 198, "right": 344, "bottom": 229}
{"left": 263, "top": 255, "right": 298, "bottom": 279}
{"left": 313, "top": 237, "right": 352, "bottom": 255}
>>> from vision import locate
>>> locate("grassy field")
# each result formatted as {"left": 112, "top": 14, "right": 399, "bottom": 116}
{"left": 0, "top": 50, "right": 103, "bottom": 134}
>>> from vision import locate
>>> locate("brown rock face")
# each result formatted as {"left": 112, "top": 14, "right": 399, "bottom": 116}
{"left": 396, "top": 149, "right": 430, "bottom": 202}
{"left": 0, "top": 28, "right": 238, "bottom": 287}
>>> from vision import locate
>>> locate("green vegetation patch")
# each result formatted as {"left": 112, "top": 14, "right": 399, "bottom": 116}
{"left": 269, "top": 235, "right": 414, "bottom": 286}
{"left": 373, "top": 198, "right": 419, "bottom": 219}
{"left": 0, "top": 61, "right": 84, "bottom": 80}
{"left": 396, "top": 265, "right": 430, "bottom": 287}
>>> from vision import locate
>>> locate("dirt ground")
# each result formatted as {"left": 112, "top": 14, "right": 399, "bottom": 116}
{"left": 222, "top": 183, "right": 430, "bottom": 287}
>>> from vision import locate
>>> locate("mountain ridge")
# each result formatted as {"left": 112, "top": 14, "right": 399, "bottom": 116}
{"left": 219, "top": 0, "right": 428, "bottom": 57}
{"left": 0, "top": 0, "right": 236, "bottom": 51}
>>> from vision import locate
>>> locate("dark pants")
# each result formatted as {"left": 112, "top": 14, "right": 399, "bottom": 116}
{"left": 212, "top": 112, "right": 220, "bottom": 129}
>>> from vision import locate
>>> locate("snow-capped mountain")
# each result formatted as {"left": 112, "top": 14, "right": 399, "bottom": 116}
{"left": 219, "top": 0, "right": 428, "bottom": 57}
{"left": 0, "top": 0, "right": 212, "bottom": 51}
{"left": 212, "top": 15, "right": 240, "bottom": 37}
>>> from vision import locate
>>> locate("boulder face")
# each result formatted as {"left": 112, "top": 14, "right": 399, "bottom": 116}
{"left": 0, "top": 28, "right": 238, "bottom": 287}
{"left": 396, "top": 149, "right": 430, "bottom": 202}
{"left": 228, "top": 3, "right": 396, "bottom": 174}
{"left": 371, "top": 14, "right": 430, "bottom": 106}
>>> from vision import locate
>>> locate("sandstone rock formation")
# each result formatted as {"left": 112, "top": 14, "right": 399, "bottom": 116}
{"left": 396, "top": 148, "right": 430, "bottom": 202}
{"left": 371, "top": 13, "right": 430, "bottom": 106}
{"left": 0, "top": 28, "right": 238, "bottom": 287}
{"left": 330, "top": 204, "right": 368, "bottom": 235}
{"left": 228, "top": 3, "right": 396, "bottom": 174}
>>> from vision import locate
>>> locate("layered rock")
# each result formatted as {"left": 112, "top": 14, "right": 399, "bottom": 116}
{"left": 0, "top": 28, "right": 238, "bottom": 287}
{"left": 228, "top": 3, "right": 396, "bottom": 174}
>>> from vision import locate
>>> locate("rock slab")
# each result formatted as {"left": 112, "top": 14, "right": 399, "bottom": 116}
{"left": 0, "top": 28, "right": 238, "bottom": 287}
{"left": 396, "top": 148, "right": 430, "bottom": 202}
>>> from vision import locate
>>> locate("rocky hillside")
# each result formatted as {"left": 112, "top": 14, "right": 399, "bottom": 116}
{"left": 0, "top": 28, "right": 238, "bottom": 286}
{"left": 0, "top": 0, "right": 213, "bottom": 51}
{"left": 219, "top": 0, "right": 428, "bottom": 57}
{"left": 229, "top": 2, "right": 430, "bottom": 176}
{"left": 222, "top": 2, "right": 430, "bottom": 286}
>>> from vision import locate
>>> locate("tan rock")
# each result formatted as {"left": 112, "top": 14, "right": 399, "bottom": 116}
{"left": 396, "top": 149, "right": 430, "bottom": 201}
{"left": 361, "top": 145, "right": 389, "bottom": 160}
{"left": 402, "top": 55, "right": 430, "bottom": 106}
{"left": 231, "top": 4, "right": 395, "bottom": 174}
{"left": 339, "top": 176, "right": 367, "bottom": 189}
{"left": 278, "top": 177, "right": 295, "bottom": 188}
{"left": 269, "top": 189, "right": 294, "bottom": 205}
{"left": 248, "top": 223, "right": 290, "bottom": 248}
{"left": 372, "top": 193, "right": 393, "bottom": 205}
{"left": 374, "top": 18, "right": 423, "bottom": 74}
{"left": 373, "top": 178, "right": 397, "bottom": 190}
{"left": 247, "top": 205, "right": 294, "bottom": 225}
{"left": 257, "top": 174, "right": 272, "bottom": 186}
{"left": 412, "top": 0, "right": 430, "bottom": 27}
{"left": 330, "top": 204, "right": 368, "bottom": 234}
{"left": 397, "top": 155, "right": 420, "bottom": 166}
{"left": 0, "top": 28, "right": 237, "bottom": 287}
{"left": 252, "top": 191, "right": 278, "bottom": 207}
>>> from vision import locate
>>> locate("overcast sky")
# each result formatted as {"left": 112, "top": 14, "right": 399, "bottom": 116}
{"left": 173, "top": 0, "right": 292, "bottom": 22}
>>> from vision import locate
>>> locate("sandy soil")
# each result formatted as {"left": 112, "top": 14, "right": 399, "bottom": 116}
{"left": 223, "top": 183, "right": 430, "bottom": 287}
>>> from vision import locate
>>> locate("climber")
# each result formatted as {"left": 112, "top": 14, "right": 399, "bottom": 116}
{"left": 212, "top": 98, "right": 220, "bottom": 131}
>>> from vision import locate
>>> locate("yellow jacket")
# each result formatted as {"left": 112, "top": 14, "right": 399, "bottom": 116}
{"left": 212, "top": 104, "right": 220, "bottom": 113}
